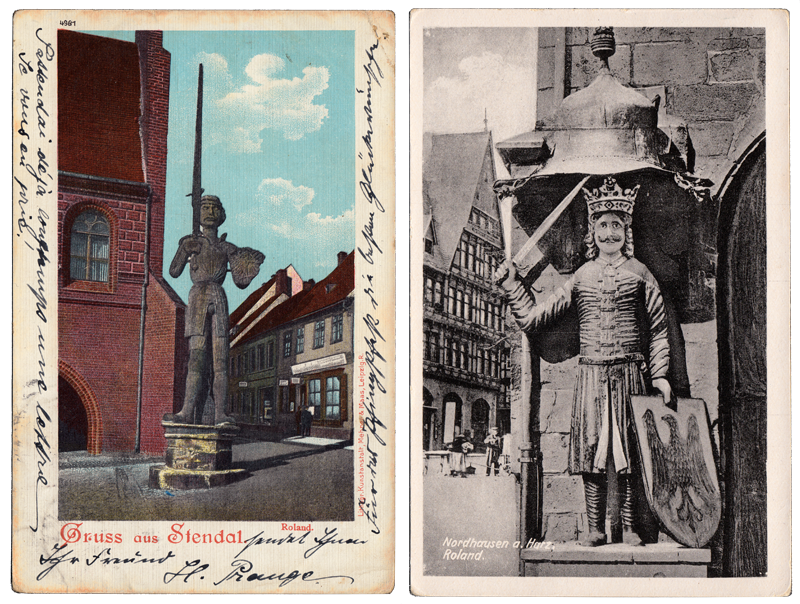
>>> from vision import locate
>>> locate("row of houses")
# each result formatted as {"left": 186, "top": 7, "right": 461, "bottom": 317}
{"left": 227, "top": 251, "right": 356, "bottom": 442}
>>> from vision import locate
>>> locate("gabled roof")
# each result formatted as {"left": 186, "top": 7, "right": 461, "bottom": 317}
{"left": 230, "top": 275, "right": 278, "bottom": 326}
{"left": 58, "top": 30, "right": 145, "bottom": 182}
{"left": 238, "top": 251, "right": 355, "bottom": 346}
{"left": 423, "top": 131, "right": 494, "bottom": 270}
{"left": 231, "top": 293, "right": 285, "bottom": 346}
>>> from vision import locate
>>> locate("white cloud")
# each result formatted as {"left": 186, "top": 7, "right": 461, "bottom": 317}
{"left": 268, "top": 222, "right": 294, "bottom": 237}
{"left": 427, "top": 52, "right": 532, "bottom": 129}
{"left": 305, "top": 208, "right": 354, "bottom": 227}
{"left": 257, "top": 178, "right": 314, "bottom": 211}
{"left": 424, "top": 51, "right": 537, "bottom": 177}
{"left": 195, "top": 52, "right": 233, "bottom": 89}
{"left": 261, "top": 207, "right": 354, "bottom": 241}
{"left": 200, "top": 53, "right": 330, "bottom": 151}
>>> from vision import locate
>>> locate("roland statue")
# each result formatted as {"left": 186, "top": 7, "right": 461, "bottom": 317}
{"left": 165, "top": 194, "right": 265, "bottom": 426}
{"left": 495, "top": 177, "right": 673, "bottom": 546}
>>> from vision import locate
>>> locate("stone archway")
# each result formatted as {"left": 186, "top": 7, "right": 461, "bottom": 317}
{"left": 58, "top": 360, "right": 103, "bottom": 455}
{"left": 716, "top": 133, "right": 766, "bottom": 577}
{"left": 58, "top": 376, "right": 88, "bottom": 452}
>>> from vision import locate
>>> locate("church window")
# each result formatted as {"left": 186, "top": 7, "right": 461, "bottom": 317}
{"left": 70, "top": 210, "right": 110, "bottom": 282}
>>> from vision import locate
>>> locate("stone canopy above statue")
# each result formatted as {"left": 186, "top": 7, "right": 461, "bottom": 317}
{"left": 496, "top": 28, "right": 701, "bottom": 181}
{"left": 493, "top": 28, "right": 715, "bottom": 326}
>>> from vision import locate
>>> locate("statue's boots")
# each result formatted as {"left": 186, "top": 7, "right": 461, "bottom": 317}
{"left": 214, "top": 412, "right": 236, "bottom": 426}
{"left": 164, "top": 410, "right": 194, "bottom": 423}
{"left": 621, "top": 474, "right": 644, "bottom": 546}
{"left": 580, "top": 474, "right": 607, "bottom": 546}
{"left": 164, "top": 350, "right": 204, "bottom": 423}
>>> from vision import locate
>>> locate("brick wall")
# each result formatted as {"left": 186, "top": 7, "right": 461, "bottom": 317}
{"left": 136, "top": 31, "right": 171, "bottom": 278}
{"left": 140, "top": 276, "right": 187, "bottom": 454}
{"left": 58, "top": 31, "right": 184, "bottom": 455}
{"left": 59, "top": 299, "right": 142, "bottom": 452}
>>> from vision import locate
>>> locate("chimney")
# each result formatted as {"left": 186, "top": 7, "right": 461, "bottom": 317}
{"left": 274, "top": 268, "right": 289, "bottom": 296}
{"left": 303, "top": 279, "right": 316, "bottom": 291}
{"left": 337, "top": 251, "right": 348, "bottom": 266}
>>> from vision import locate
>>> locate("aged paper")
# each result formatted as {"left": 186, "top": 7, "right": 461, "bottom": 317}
{"left": 12, "top": 10, "right": 394, "bottom": 593}
{"left": 410, "top": 9, "right": 789, "bottom": 596}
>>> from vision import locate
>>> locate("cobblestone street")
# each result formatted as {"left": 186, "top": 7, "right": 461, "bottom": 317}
{"left": 59, "top": 439, "right": 353, "bottom": 522}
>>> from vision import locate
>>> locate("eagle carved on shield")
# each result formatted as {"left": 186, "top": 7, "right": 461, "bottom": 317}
{"left": 631, "top": 396, "right": 721, "bottom": 548}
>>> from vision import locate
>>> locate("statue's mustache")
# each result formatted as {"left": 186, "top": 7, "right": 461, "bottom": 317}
{"left": 597, "top": 234, "right": 623, "bottom": 243}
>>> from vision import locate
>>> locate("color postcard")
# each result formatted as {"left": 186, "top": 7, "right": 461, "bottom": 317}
{"left": 12, "top": 9, "right": 395, "bottom": 593}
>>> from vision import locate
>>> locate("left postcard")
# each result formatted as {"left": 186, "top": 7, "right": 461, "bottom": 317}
{"left": 12, "top": 10, "right": 395, "bottom": 593}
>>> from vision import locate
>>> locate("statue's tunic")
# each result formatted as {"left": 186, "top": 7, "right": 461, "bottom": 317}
{"left": 170, "top": 234, "right": 238, "bottom": 338}
{"left": 506, "top": 255, "right": 669, "bottom": 474}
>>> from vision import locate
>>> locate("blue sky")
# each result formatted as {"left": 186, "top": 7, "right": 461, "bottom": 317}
{"left": 91, "top": 30, "right": 355, "bottom": 310}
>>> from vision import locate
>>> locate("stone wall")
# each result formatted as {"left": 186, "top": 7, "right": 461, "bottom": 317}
{"left": 537, "top": 27, "right": 765, "bottom": 187}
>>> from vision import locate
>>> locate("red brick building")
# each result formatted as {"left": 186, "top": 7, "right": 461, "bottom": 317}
{"left": 57, "top": 30, "right": 186, "bottom": 455}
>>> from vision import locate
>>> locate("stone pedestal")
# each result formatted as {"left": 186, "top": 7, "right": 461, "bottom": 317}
{"left": 149, "top": 422, "right": 247, "bottom": 490}
{"left": 521, "top": 542, "right": 710, "bottom": 577}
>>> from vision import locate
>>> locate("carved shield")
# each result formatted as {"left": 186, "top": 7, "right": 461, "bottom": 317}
{"left": 630, "top": 395, "right": 721, "bottom": 548}
{"left": 229, "top": 247, "right": 265, "bottom": 289}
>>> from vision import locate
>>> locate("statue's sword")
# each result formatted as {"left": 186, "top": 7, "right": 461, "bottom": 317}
{"left": 190, "top": 64, "right": 204, "bottom": 236}
{"left": 499, "top": 175, "right": 590, "bottom": 277}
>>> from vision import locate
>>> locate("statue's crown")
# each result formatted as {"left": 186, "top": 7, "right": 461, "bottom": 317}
{"left": 582, "top": 177, "right": 639, "bottom": 217}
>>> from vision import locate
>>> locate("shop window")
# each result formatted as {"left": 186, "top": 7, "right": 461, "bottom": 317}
{"left": 306, "top": 372, "right": 347, "bottom": 426}
{"left": 308, "top": 379, "right": 321, "bottom": 408}
{"left": 325, "top": 377, "right": 341, "bottom": 420}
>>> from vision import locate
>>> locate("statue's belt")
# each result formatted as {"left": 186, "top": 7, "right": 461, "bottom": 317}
{"left": 578, "top": 353, "right": 644, "bottom": 366}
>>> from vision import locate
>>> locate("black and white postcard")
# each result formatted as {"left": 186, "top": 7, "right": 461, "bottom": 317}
{"left": 410, "top": 8, "right": 789, "bottom": 596}
{"left": 12, "top": 10, "right": 395, "bottom": 593}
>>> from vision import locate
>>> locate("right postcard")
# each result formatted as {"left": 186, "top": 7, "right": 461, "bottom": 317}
{"left": 410, "top": 9, "right": 789, "bottom": 596}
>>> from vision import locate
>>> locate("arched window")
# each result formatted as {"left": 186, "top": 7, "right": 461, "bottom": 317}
{"left": 70, "top": 210, "right": 110, "bottom": 282}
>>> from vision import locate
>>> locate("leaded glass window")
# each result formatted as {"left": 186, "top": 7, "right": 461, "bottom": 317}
{"left": 70, "top": 210, "right": 110, "bottom": 282}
